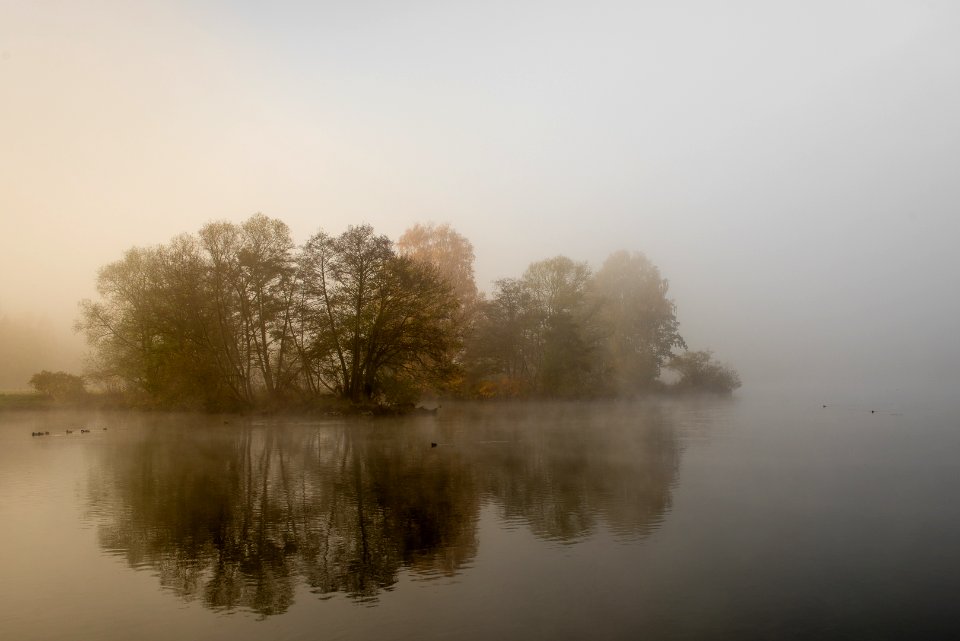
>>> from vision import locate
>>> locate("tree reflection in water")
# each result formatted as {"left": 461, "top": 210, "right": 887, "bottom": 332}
{"left": 88, "top": 402, "right": 680, "bottom": 615}
{"left": 457, "top": 402, "right": 680, "bottom": 542}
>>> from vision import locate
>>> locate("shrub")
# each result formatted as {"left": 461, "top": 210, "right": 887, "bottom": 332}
{"left": 668, "top": 351, "right": 741, "bottom": 395}
{"left": 28, "top": 370, "right": 87, "bottom": 402}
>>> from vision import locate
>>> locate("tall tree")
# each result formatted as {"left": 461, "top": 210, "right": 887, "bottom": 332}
{"left": 236, "top": 214, "right": 296, "bottom": 400}
{"left": 396, "top": 223, "right": 477, "bottom": 395}
{"left": 196, "top": 214, "right": 298, "bottom": 405}
{"left": 465, "top": 257, "right": 594, "bottom": 398}
{"left": 78, "top": 246, "right": 166, "bottom": 398}
{"left": 149, "top": 234, "right": 222, "bottom": 405}
{"left": 521, "top": 256, "right": 594, "bottom": 395}
{"left": 198, "top": 220, "right": 253, "bottom": 404}
{"left": 79, "top": 214, "right": 299, "bottom": 408}
{"left": 589, "top": 250, "right": 685, "bottom": 393}
{"left": 396, "top": 222, "right": 479, "bottom": 313}
{"left": 79, "top": 235, "right": 235, "bottom": 407}
{"left": 466, "top": 278, "right": 538, "bottom": 396}
{"left": 297, "top": 225, "right": 460, "bottom": 404}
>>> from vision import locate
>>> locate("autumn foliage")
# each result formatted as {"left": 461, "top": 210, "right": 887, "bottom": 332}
{"left": 77, "top": 215, "right": 739, "bottom": 409}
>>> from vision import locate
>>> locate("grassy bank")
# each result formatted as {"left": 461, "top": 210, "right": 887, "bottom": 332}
{"left": 0, "top": 391, "right": 129, "bottom": 412}
{"left": 0, "top": 390, "right": 364, "bottom": 416}
{"left": 0, "top": 392, "right": 55, "bottom": 410}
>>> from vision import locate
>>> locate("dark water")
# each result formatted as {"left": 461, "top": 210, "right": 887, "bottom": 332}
{"left": 2, "top": 395, "right": 959, "bottom": 640}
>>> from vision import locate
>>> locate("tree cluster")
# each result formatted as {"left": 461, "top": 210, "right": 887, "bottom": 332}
{"left": 77, "top": 215, "right": 740, "bottom": 409}
{"left": 465, "top": 251, "right": 688, "bottom": 398}
{"left": 78, "top": 215, "right": 459, "bottom": 410}
{"left": 29, "top": 370, "right": 87, "bottom": 401}
{"left": 668, "top": 350, "right": 742, "bottom": 394}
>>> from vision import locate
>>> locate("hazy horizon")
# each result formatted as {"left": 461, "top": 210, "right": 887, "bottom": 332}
{"left": 3, "top": 1, "right": 959, "bottom": 395}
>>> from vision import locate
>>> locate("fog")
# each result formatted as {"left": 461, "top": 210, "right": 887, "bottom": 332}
{"left": 2, "top": 0, "right": 959, "bottom": 395}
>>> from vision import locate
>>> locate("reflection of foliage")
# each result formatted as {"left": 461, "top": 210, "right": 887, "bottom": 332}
{"left": 91, "top": 420, "right": 478, "bottom": 615}
{"left": 89, "top": 404, "right": 680, "bottom": 615}
{"left": 468, "top": 402, "right": 680, "bottom": 541}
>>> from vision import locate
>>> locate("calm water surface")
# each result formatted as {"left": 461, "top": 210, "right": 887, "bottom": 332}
{"left": 1, "top": 395, "right": 959, "bottom": 640}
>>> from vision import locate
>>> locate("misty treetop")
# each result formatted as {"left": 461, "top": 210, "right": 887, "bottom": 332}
{"left": 77, "top": 214, "right": 739, "bottom": 410}
{"left": 464, "top": 251, "right": 688, "bottom": 398}
{"left": 397, "top": 222, "right": 479, "bottom": 313}
{"left": 295, "top": 225, "right": 460, "bottom": 404}
{"left": 79, "top": 215, "right": 459, "bottom": 410}
{"left": 29, "top": 370, "right": 87, "bottom": 402}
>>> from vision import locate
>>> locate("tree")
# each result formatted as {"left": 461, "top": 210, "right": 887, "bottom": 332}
{"left": 521, "top": 255, "right": 591, "bottom": 319}
{"left": 78, "top": 245, "right": 167, "bottom": 399}
{"left": 396, "top": 222, "right": 478, "bottom": 312}
{"left": 149, "top": 234, "right": 223, "bottom": 406}
{"left": 297, "top": 225, "right": 461, "bottom": 404}
{"left": 464, "top": 278, "right": 538, "bottom": 397}
{"left": 78, "top": 214, "right": 299, "bottom": 409}
{"left": 236, "top": 214, "right": 297, "bottom": 400}
{"left": 396, "top": 223, "right": 478, "bottom": 394}
{"left": 198, "top": 220, "right": 254, "bottom": 405}
{"left": 589, "top": 251, "right": 685, "bottom": 394}
{"left": 521, "top": 256, "right": 594, "bottom": 396}
{"left": 667, "top": 350, "right": 741, "bottom": 394}
{"left": 29, "top": 370, "right": 86, "bottom": 401}
{"left": 465, "top": 256, "right": 594, "bottom": 398}
{"left": 78, "top": 238, "right": 227, "bottom": 407}
{"left": 196, "top": 214, "right": 298, "bottom": 404}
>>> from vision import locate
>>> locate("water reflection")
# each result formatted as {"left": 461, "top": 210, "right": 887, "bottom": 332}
{"left": 468, "top": 403, "right": 680, "bottom": 542}
{"left": 88, "top": 402, "right": 680, "bottom": 615}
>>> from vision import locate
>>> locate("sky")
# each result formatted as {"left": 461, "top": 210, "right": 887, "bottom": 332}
{"left": 2, "top": 0, "right": 959, "bottom": 394}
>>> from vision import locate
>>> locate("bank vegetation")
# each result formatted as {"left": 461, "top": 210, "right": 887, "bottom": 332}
{"left": 61, "top": 215, "right": 738, "bottom": 412}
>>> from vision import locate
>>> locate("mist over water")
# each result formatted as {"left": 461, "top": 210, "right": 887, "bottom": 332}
{"left": 0, "top": 315, "right": 84, "bottom": 390}
{"left": 3, "top": 398, "right": 960, "bottom": 639}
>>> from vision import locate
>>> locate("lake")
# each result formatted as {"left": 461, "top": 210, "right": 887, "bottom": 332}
{"left": 2, "top": 394, "right": 959, "bottom": 640}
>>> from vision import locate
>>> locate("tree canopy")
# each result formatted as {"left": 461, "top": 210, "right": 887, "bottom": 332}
{"left": 463, "top": 251, "right": 692, "bottom": 399}
{"left": 29, "top": 370, "right": 86, "bottom": 401}
{"left": 667, "top": 350, "right": 742, "bottom": 395}
{"left": 296, "top": 225, "right": 460, "bottom": 404}
{"left": 78, "top": 216, "right": 461, "bottom": 409}
{"left": 77, "top": 216, "right": 739, "bottom": 409}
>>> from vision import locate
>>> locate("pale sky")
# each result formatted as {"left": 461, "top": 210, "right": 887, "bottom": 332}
{"left": 2, "top": 0, "right": 959, "bottom": 394}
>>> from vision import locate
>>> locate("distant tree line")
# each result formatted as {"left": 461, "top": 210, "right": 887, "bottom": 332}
{"left": 75, "top": 215, "right": 739, "bottom": 410}
{"left": 29, "top": 370, "right": 86, "bottom": 401}
{"left": 0, "top": 315, "right": 82, "bottom": 390}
